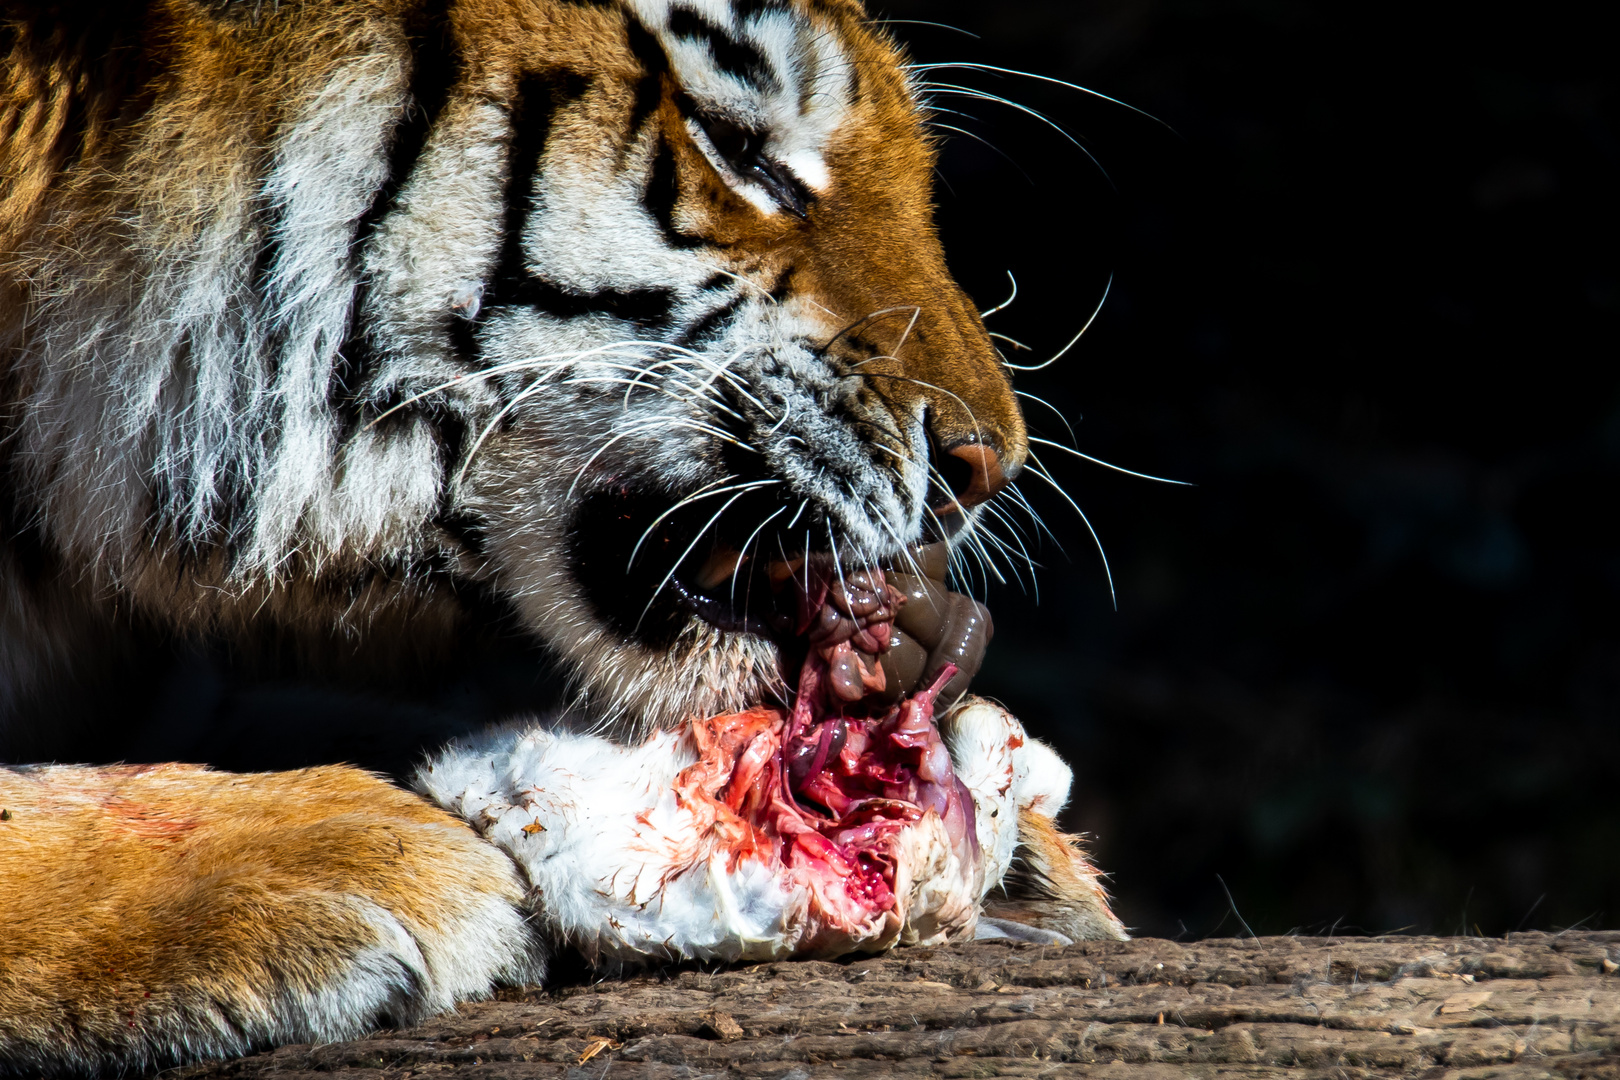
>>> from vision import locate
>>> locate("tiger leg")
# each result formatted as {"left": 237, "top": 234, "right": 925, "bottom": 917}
{"left": 944, "top": 698, "right": 1128, "bottom": 943}
{"left": 0, "top": 763, "right": 543, "bottom": 1076}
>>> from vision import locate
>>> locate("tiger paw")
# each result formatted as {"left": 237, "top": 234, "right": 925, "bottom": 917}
{"left": 0, "top": 763, "right": 544, "bottom": 1076}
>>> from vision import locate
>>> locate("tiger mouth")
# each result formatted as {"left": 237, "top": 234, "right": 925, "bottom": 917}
{"left": 560, "top": 485, "right": 1002, "bottom": 941}
{"left": 651, "top": 553, "right": 985, "bottom": 948}
{"left": 566, "top": 483, "right": 996, "bottom": 705}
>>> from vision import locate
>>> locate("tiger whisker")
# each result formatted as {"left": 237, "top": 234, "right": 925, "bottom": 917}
{"left": 864, "top": 497, "right": 933, "bottom": 584}
{"left": 917, "top": 82, "right": 1112, "bottom": 186}
{"left": 909, "top": 61, "right": 1173, "bottom": 131}
{"left": 556, "top": 373, "right": 743, "bottom": 420}
{"left": 563, "top": 420, "right": 689, "bottom": 504}
{"left": 675, "top": 345, "right": 776, "bottom": 418}
{"left": 1024, "top": 450, "right": 1117, "bottom": 609}
{"left": 867, "top": 18, "right": 980, "bottom": 40}
{"left": 707, "top": 268, "right": 778, "bottom": 305}
{"left": 974, "top": 528, "right": 1030, "bottom": 594}
{"left": 765, "top": 398, "right": 794, "bottom": 438}
{"left": 963, "top": 522, "right": 1009, "bottom": 587}
{"left": 584, "top": 416, "right": 759, "bottom": 498}
{"left": 626, "top": 475, "right": 766, "bottom": 572}
{"left": 925, "top": 122, "right": 1032, "bottom": 180}
{"left": 955, "top": 527, "right": 996, "bottom": 594}
{"left": 1003, "top": 482, "right": 1065, "bottom": 553}
{"left": 452, "top": 371, "right": 577, "bottom": 489}
{"left": 893, "top": 306, "right": 922, "bottom": 356}
{"left": 634, "top": 481, "right": 780, "bottom": 636}
{"left": 1014, "top": 389, "right": 1078, "bottom": 444}
{"left": 980, "top": 271, "right": 1018, "bottom": 318}
{"left": 1004, "top": 273, "right": 1111, "bottom": 372}
{"left": 822, "top": 306, "right": 926, "bottom": 356}
{"left": 853, "top": 371, "right": 988, "bottom": 452}
{"left": 730, "top": 506, "right": 787, "bottom": 604}
{"left": 367, "top": 342, "right": 678, "bottom": 424}
{"left": 857, "top": 430, "right": 1013, "bottom": 588}
{"left": 1027, "top": 435, "right": 1190, "bottom": 486}
{"left": 978, "top": 501, "right": 1039, "bottom": 597}
{"left": 601, "top": 413, "right": 757, "bottom": 453}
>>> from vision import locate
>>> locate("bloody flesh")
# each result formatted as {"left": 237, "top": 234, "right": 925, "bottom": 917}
{"left": 676, "top": 564, "right": 980, "bottom": 934}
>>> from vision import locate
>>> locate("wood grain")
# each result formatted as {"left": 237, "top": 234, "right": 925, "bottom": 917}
{"left": 177, "top": 932, "right": 1620, "bottom": 1079}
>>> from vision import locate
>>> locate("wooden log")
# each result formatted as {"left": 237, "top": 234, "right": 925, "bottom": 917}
{"left": 176, "top": 932, "right": 1620, "bottom": 1079}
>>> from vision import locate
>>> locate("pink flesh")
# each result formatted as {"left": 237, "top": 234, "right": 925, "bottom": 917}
{"left": 673, "top": 566, "right": 980, "bottom": 939}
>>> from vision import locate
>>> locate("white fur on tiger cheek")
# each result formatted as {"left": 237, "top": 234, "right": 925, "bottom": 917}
{"left": 416, "top": 716, "right": 1001, "bottom": 964}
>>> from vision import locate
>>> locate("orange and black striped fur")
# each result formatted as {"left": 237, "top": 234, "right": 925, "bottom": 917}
{"left": 1, "top": 0, "right": 1119, "bottom": 1073}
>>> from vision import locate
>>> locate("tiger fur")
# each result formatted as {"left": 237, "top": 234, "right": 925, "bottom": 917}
{"left": 0, "top": 0, "right": 1122, "bottom": 1073}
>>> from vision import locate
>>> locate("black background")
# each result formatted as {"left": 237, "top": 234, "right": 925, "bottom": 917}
{"left": 878, "top": 0, "right": 1618, "bottom": 937}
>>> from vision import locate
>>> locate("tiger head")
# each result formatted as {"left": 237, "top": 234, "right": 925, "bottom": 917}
{"left": 0, "top": 0, "right": 1026, "bottom": 734}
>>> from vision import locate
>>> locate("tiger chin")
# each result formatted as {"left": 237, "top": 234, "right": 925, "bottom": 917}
{"left": 0, "top": 0, "right": 1123, "bottom": 1074}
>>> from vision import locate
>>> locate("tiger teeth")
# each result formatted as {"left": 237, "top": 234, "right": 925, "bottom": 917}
{"left": 696, "top": 548, "right": 748, "bottom": 591}
{"left": 766, "top": 557, "right": 805, "bottom": 585}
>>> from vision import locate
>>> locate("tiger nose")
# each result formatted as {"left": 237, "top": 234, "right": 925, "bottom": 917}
{"left": 935, "top": 442, "right": 1012, "bottom": 514}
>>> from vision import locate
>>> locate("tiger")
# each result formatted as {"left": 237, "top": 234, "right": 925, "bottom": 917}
{"left": 0, "top": 0, "right": 1123, "bottom": 1074}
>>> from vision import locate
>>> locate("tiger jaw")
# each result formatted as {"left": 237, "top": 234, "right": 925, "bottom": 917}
{"left": 468, "top": 418, "right": 995, "bottom": 736}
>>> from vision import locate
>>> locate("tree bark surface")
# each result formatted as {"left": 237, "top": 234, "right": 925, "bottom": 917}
{"left": 179, "top": 932, "right": 1620, "bottom": 1080}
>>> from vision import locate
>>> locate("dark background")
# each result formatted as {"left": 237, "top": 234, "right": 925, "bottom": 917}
{"left": 877, "top": 0, "right": 1618, "bottom": 937}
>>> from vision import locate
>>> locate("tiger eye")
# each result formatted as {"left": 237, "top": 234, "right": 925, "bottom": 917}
{"left": 701, "top": 115, "right": 758, "bottom": 167}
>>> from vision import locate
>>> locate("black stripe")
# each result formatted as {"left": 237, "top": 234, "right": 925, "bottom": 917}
{"left": 356, "top": 0, "right": 464, "bottom": 251}
{"left": 247, "top": 190, "right": 279, "bottom": 300}
{"left": 2, "top": 2, "right": 164, "bottom": 171}
{"left": 732, "top": 0, "right": 793, "bottom": 19}
{"left": 623, "top": 19, "right": 669, "bottom": 143}
{"left": 214, "top": 447, "right": 257, "bottom": 560}
{"left": 435, "top": 508, "right": 490, "bottom": 562}
{"left": 430, "top": 406, "right": 476, "bottom": 554}
{"left": 624, "top": 15, "right": 672, "bottom": 80}
{"left": 675, "top": 292, "right": 746, "bottom": 350}
{"left": 447, "top": 312, "right": 479, "bottom": 363}
{"left": 667, "top": 7, "right": 775, "bottom": 91}
{"left": 768, "top": 265, "right": 795, "bottom": 303}
{"left": 485, "top": 70, "right": 591, "bottom": 310}
{"left": 492, "top": 276, "right": 677, "bottom": 331}
{"left": 643, "top": 135, "right": 705, "bottom": 250}
{"left": 479, "top": 70, "right": 678, "bottom": 330}
{"left": 333, "top": 0, "right": 466, "bottom": 417}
